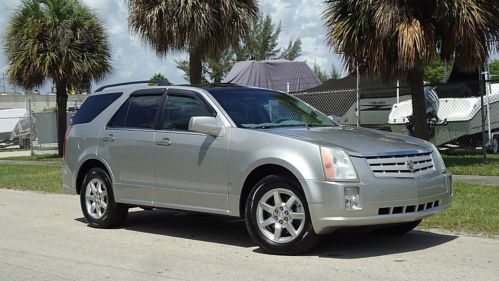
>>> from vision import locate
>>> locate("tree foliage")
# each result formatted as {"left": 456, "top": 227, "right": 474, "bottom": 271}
{"left": 149, "top": 73, "right": 170, "bottom": 84}
{"left": 5, "top": 0, "right": 112, "bottom": 155}
{"left": 281, "top": 39, "right": 303, "bottom": 61}
{"left": 424, "top": 60, "right": 453, "bottom": 84}
{"left": 313, "top": 63, "right": 341, "bottom": 83}
{"left": 238, "top": 14, "right": 281, "bottom": 60}
{"left": 176, "top": 13, "right": 303, "bottom": 83}
{"left": 127, "top": 0, "right": 259, "bottom": 85}
{"left": 235, "top": 13, "right": 302, "bottom": 61}
{"left": 323, "top": 0, "right": 499, "bottom": 140}
{"left": 489, "top": 59, "right": 499, "bottom": 79}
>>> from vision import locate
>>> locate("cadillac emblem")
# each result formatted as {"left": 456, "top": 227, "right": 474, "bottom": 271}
{"left": 406, "top": 160, "right": 415, "bottom": 172}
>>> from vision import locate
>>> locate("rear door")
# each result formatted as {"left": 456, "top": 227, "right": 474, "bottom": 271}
{"left": 153, "top": 89, "right": 230, "bottom": 214}
{"left": 98, "top": 89, "right": 164, "bottom": 205}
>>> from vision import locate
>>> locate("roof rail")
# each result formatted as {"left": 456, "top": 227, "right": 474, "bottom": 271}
{"left": 94, "top": 80, "right": 171, "bottom": 92}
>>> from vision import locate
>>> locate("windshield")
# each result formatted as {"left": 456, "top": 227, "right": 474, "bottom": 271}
{"left": 208, "top": 89, "right": 336, "bottom": 128}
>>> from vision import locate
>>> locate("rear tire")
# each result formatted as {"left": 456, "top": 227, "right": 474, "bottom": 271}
{"left": 245, "top": 175, "right": 318, "bottom": 255}
{"left": 80, "top": 167, "right": 128, "bottom": 228}
{"left": 371, "top": 220, "right": 422, "bottom": 235}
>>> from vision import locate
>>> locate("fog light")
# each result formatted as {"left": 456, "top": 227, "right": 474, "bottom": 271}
{"left": 345, "top": 187, "right": 361, "bottom": 210}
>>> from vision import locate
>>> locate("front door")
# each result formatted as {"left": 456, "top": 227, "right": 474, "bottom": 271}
{"left": 153, "top": 89, "right": 230, "bottom": 214}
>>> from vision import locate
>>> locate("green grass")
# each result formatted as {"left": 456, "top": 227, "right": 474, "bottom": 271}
{"left": 0, "top": 164, "right": 497, "bottom": 235}
{"left": 0, "top": 164, "right": 68, "bottom": 193}
{"left": 420, "top": 182, "right": 499, "bottom": 235}
{"left": 1, "top": 154, "right": 62, "bottom": 162}
{"left": 443, "top": 154, "right": 499, "bottom": 176}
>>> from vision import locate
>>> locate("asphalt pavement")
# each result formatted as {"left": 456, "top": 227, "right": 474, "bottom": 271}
{"left": 0, "top": 189, "right": 498, "bottom": 281}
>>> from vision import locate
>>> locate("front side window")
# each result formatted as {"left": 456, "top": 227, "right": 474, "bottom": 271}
{"left": 163, "top": 95, "right": 214, "bottom": 131}
{"left": 108, "top": 95, "right": 162, "bottom": 129}
{"left": 208, "top": 90, "right": 335, "bottom": 128}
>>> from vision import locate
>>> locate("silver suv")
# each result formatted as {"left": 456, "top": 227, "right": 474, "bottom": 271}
{"left": 63, "top": 83, "right": 452, "bottom": 255}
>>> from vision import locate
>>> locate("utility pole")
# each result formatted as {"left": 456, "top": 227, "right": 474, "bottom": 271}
{"left": 1, "top": 72, "right": 5, "bottom": 94}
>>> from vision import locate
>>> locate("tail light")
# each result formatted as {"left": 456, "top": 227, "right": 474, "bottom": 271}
{"left": 63, "top": 125, "right": 74, "bottom": 161}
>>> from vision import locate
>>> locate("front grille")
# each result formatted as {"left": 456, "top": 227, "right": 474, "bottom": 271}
{"left": 365, "top": 152, "right": 435, "bottom": 178}
{"left": 378, "top": 200, "right": 440, "bottom": 215}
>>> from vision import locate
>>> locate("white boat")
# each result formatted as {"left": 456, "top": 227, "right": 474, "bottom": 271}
{"left": 0, "top": 108, "right": 31, "bottom": 146}
{"left": 389, "top": 82, "right": 499, "bottom": 152}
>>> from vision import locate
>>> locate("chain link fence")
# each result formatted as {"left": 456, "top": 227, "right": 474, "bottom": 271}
{"left": 0, "top": 97, "right": 82, "bottom": 156}
{"left": 1, "top": 83, "right": 498, "bottom": 157}
{"left": 294, "top": 79, "right": 499, "bottom": 156}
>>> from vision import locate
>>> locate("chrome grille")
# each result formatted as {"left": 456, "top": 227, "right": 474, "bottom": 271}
{"left": 365, "top": 152, "right": 435, "bottom": 178}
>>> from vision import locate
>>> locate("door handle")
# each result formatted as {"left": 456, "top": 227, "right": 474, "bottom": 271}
{"left": 102, "top": 134, "right": 116, "bottom": 142}
{"left": 156, "top": 138, "right": 172, "bottom": 146}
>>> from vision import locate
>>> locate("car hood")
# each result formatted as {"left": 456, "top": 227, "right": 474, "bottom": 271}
{"left": 262, "top": 126, "right": 432, "bottom": 157}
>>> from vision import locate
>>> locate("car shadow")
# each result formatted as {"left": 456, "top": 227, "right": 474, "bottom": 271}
{"left": 308, "top": 229, "right": 458, "bottom": 259}
{"left": 75, "top": 209, "right": 458, "bottom": 258}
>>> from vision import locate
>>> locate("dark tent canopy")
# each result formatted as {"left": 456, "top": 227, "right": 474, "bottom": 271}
{"left": 222, "top": 59, "right": 320, "bottom": 92}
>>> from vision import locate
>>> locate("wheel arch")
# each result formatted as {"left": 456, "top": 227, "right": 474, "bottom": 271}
{"left": 75, "top": 158, "right": 112, "bottom": 194}
{"left": 239, "top": 164, "right": 302, "bottom": 218}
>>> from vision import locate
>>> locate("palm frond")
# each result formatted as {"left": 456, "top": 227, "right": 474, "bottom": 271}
{"left": 323, "top": 0, "right": 499, "bottom": 80}
{"left": 5, "top": 0, "right": 112, "bottom": 89}
{"left": 127, "top": 0, "right": 259, "bottom": 57}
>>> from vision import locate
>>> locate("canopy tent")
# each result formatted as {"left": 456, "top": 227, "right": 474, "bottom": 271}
{"left": 222, "top": 59, "right": 320, "bottom": 92}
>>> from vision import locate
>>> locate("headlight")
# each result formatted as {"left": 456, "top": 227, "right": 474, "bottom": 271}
{"left": 430, "top": 143, "right": 446, "bottom": 171}
{"left": 320, "top": 147, "right": 358, "bottom": 181}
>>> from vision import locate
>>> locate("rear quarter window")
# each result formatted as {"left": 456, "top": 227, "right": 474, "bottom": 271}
{"left": 72, "top": 92, "right": 122, "bottom": 125}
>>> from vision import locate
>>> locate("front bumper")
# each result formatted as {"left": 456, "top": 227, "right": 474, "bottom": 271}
{"left": 301, "top": 170, "right": 453, "bottom": 234}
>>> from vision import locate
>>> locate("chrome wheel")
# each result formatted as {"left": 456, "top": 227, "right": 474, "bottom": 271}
{"left": 256, "top": 188, "right": 306, "bottom": 243}
{"left": 85, "top": 178, "right": 108, "bottom": 219}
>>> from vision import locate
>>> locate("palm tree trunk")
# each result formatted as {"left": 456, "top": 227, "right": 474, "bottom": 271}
{"left": 189, "top": 49, "right": 203, "bottom": 85}
{"left": 407, "top": 68, "right": 430, "bottom": 140}
{"left": 56, "top": 81, "right": 68, "bottom": 157}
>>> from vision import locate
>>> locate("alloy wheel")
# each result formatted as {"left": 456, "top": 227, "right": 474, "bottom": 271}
{"left": 256, "top": 188, "right": 306, "bottom": 243}
{"left": 85, "top": 178, "right": 108, "bottom": 219}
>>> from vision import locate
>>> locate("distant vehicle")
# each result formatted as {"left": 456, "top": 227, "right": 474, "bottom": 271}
{"left": 64, "top": 83, "right": 452, "bottom": 255}
{"left": 0, "top": 108, "right": 31, "bottom": 148}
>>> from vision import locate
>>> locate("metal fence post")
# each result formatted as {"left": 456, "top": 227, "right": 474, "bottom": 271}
{"left": 27, "top": 99, "right": 34, "bottom": 156}
{"left": 479, "top": 68, "right": 487, "bottom": 161}
{"left": 356, "top": 63, "right": 360, "bottom": 127}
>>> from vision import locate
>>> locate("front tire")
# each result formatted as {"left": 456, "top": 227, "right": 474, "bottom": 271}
{"left": 245, "top": 175, "right": 318, "bottom": 255}
{"left": 371, "top": 220, "right": 422, "bottom": 235}
{"left": 80, "top": 167, "right": 128, "bottom": 228}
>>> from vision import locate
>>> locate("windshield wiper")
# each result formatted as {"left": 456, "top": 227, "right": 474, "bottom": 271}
{"left": 246, "top": 123, "right": 334, "bottom": 129}
{"left": 304, "top": 124, "right": 334, "bottom": 127}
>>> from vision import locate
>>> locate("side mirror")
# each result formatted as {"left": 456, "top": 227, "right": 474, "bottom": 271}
{"left": 188, "top": 116, "right": 224, "bottom": 137}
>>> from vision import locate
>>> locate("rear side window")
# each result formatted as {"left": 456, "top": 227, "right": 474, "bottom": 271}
{"left": 108, "top": 95, "right": 162, "bottom": 129}
{"left": 72, "top": 92, "right": 122, "bottom": 124}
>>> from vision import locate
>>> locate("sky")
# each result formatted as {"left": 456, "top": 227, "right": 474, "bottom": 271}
{"left": 0, "top": 0, "right": 345, "bottom": 94}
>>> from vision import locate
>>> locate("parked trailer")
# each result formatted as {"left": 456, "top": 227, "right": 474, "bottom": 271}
{"left": 0, "top": 108, "right": 31, "bottom": 148}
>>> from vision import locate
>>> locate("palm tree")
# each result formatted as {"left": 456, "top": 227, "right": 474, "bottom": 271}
{"left": 323, "top": 0, "right": 499, "bottom": 140}
{"left": 5, "top": 0, "right": 112, "bottom": 156}
{"left": 127, "top": 0, "right": 259, "bottom": 85}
